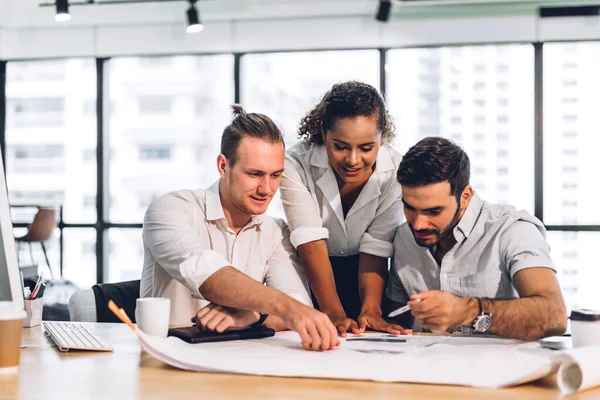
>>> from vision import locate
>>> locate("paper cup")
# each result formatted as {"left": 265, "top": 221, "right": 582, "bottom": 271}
{"left": 570, "top": 309, "right": 600, "bottom": 348}
{"left": 0, "top": 302, "right": 27, "bottom": 374}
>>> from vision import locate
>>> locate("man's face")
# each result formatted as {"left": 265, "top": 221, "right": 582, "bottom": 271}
{"left": 402, "top": 182, "right": 470, "bottom": 248}
{"left": 323, "top": 115, "right": 382, "bottom": 185}
{"left": 218, "top": 136, "right": 284, "bottom": 218}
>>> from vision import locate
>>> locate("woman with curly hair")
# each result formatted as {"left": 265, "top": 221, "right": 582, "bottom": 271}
{"left": 280, "top": 81, "right": 410, "bottom": 338}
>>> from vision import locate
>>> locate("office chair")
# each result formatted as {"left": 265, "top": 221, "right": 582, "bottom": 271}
{"left": 15, "top": 207, "right": 57, "bottom": 279}
{"left": 69, "top": 279, "right": 141, "bottom": 323}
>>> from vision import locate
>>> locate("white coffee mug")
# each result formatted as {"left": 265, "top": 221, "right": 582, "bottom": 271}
{"left": 135, "top": 297, "right": 170, "bottom": 337}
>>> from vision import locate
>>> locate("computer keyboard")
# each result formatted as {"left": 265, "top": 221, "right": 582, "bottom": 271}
{"left": 43, "top": 321, "right": 113, "bottom": 352}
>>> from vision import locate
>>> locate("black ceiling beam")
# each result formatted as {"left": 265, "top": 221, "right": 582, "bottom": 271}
{"left": 539, "top": 5, "right": 600, "bottom": 18}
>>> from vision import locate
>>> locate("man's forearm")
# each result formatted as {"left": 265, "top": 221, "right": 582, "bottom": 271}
{"left": 358, "top": 253, "right": 388, "bottom": 314}
{"left": 465, "top": 294, "right": 567, "bottom": 340}
{"left": 199, "top": 266, "right": 294, "bottom": 317}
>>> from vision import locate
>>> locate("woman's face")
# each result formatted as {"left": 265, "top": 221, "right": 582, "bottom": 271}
{"left": 323, "top": 114, "right": 382, "bottom": 185}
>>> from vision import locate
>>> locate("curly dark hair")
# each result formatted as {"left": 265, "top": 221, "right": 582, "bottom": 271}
{"left": 298, "top": 81, "right": 395, "bottom": 146}
{"left": 397, "top": 137, "right": 471, "bottom": 201}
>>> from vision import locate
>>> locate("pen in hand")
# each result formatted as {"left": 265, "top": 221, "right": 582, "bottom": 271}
{"left": 388, "top": 299, "right": 421, "bottom": 318}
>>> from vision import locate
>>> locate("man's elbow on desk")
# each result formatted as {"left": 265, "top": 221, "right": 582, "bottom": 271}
{"left": 535, "top": 294, "right": 568, "bottom": 340}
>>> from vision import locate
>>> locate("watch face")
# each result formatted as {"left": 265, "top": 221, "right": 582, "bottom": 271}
{"left": 474, "top": 315, "right": 492, "bottom": 332}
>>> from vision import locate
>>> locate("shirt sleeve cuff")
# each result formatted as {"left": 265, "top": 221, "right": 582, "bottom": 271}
{"left": 509, "top": 257, "right": 556, "bottom": 281}
{"left": 179, "top": 250, "right": 231, "bottom": 300}
{"left": 359, "top": 233, "right": 394, "bottom": 258}
{"left": 290, "top": 227, "right": 329, "bottom": 249}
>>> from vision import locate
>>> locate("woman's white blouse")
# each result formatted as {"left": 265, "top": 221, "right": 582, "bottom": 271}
{"left": 280, "top": 141, "right": 403, "bottom": 258}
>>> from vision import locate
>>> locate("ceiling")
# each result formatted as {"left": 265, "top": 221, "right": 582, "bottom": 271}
{"left": 5, "top": 0, "right": 371, "bottom": 28}
{"left": 0, "top": 0, "right": 598, "bottom": 29}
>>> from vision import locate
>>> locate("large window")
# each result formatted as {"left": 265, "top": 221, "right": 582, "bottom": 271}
{"left": 1, "top": 45, "right": 598, "bottom": 313}
{"left": 107, "top": 55, "right": 234, "bottom": 225}
{"left": 387, "top": 45, "right": 535, "bottom": 214}
{"left": 547, "top": 232, "right": 600, "bottom": 310}
{"left": 5, "top": 59, "right": 96, "bottom": 289}
{"left": 63, "top": 228, "right": 97, "bottom": 290}
{"left": 543, "top": 43, "right": 600, "bottom": 225}
{"left": 241, "top": 50, "right": 380, "bottom": 218}
{"left": 107, "top": 229, "right": 143, "bottom": 283}
{"left": 5, "top": 59, "right": 97, "bottom": 224}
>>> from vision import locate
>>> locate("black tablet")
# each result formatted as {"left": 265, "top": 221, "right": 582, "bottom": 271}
{"left": 168, "top": 326, "right": 275, "bottom": 344}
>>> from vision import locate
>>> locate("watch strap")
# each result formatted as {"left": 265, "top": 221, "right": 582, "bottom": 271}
{"left": 479, "top": 297, "right": 490, "bottom": 315}
{"left": 250, "top": 313, "right": 268, "bottom": 328}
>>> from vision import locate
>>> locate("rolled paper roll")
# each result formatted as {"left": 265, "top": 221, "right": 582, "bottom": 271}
{"left": 554, "top": 345, "right": 600, "bottom": 394}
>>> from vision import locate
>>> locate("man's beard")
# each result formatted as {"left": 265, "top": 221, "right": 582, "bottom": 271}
{"left": 410, "top": 203, "right": 462, "bottom": 248}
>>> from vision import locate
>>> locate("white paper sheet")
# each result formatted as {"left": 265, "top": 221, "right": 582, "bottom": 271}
{"left": 133, "top": 330, "right": 555, "bottom": 388}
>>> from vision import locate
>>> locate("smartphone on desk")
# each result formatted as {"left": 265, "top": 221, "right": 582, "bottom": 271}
{"left": 168, "top": 326, "right": 275, "bottom": 344}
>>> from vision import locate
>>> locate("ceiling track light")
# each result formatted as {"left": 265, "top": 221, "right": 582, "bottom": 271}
{"left": 375, "top": 0, "right": 392, "bottom": 23}
{"left": 55, "top": 0, "right": 72, "bottom": 22}
{"left": 186, "top": 0, "right": 204, "bottom": 33}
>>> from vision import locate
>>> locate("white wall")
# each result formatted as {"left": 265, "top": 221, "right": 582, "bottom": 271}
{"left": 0, "top": 15, "right": 540, "bottom": 60}
{"left": 538, "top": 16, "right": 600, "bottom": 41}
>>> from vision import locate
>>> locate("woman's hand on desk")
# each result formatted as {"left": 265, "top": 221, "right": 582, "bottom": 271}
{"left": 192, "top": 304, "right": 259, "bottom": 332}
{"left": 357, "top": 310, "right": 412, "bottom": 335}
{"left": 327, "top": 315, "right": 360, "bottom": 337}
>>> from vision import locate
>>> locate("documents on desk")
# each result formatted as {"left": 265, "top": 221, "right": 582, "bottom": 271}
{"left": 127, "top": 328, "right": 600, "bottom": 394}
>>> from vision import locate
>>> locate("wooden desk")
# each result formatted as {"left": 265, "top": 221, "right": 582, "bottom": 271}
{"left": 0, "top": 323, "right": 597, "bottom": 399}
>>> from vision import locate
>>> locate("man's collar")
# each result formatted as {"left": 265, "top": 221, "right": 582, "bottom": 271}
{"left": 454, "top": 191, "right": 483, "bottom": 239}
{"left": 309, "top": 144, "right": 396, "bottom": 173}
{"left": 205, "top": 181, "right": 226, "bottom": 222}
{"left": 205, "top": 180, "right": 264, "bottom": 227}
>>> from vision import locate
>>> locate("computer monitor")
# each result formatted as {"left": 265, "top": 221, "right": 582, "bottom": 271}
{"left": 0, "top": 146, "right": 24, "bottom": 310}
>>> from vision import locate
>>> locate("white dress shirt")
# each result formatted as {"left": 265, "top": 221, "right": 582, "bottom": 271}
{"left": 280, "top": 141, "right": 403, "bottom": 258}
{"left": 386, "top": 192, "right": 556, "bottom": 304}
{"left": 140, "top": 181, "right": 312, "bottom": 327}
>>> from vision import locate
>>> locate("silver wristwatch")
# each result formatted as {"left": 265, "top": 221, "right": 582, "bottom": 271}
{"left": 471, "top": 298, "right": 492, "bottom": 333}
{"left": 458, "top": 298, "right": 492, "bottom": 335}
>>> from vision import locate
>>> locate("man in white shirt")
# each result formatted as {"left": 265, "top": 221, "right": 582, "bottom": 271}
{"left": 141, "top": 105, "right": 339, "bottom": 351}
{"left": 386, "top": 137, "right": 567, "bottom": 340}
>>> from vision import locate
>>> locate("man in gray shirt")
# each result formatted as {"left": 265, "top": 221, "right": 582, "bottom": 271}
{"left": 385, "top": 137, "right": 567, "bottom": 340}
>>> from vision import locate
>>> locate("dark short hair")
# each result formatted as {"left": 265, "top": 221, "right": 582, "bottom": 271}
{"left": 220, "top": 104, "right": 284, "bottom": 167}
{"left": 397, "top": 137, "right": 470, "bottom": 199}
{"left": 298, "top": 81, "right": 395, "bottom": 146}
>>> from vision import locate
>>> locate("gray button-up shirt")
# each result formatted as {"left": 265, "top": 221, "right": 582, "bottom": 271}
{"left": 386, "top": 192, "right": 555, "bottom": 304}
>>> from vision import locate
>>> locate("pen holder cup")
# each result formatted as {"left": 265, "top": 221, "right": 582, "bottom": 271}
{"left": 23, "top": 298, "right": 44, "bottom": 328}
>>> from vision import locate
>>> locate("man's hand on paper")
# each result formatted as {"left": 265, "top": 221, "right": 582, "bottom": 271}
{"left": 357, "top": 309, "right": 413, "bottom": 335}
{"left": 192, "top": 303, "right": 259, "bottom": 332}
{"left": 280, "top": 303, "right": 340, "bottom": 351}
{"left": 409, "top": 290, "right": 477, "bottom": 332}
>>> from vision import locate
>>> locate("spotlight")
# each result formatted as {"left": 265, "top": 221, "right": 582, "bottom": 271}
{"left": 186, "top": 1, "right": 204, "bottom": 33}
{"left": 375, "top": 0, "right": 392, "bottom": 23}
{"left": 55, "top": 0, "right": 71, "bottom": 22}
